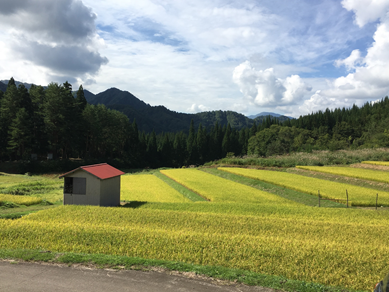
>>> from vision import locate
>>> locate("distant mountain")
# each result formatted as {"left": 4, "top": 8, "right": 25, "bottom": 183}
{"left": 91, "top": 87, "right": 252, "bottom": 133}
{"left": 248, "top": 112, "right": 294, "bottom": 119}
{"left": 0, "top": 80, "right": 37, "bottom": 90}
{"left": 83, "top": 89, "right": 96, "bottom": 103}
{"left": 0, "top": 81, "right": 6, "bottom": 93}
{"left": 0, "top": 79, "right": 257, "bottom": 133}
{"left": 89, "top": 87, "right": 150, "bottom": 111}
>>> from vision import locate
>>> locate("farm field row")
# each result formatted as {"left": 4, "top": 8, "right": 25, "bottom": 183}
{"left": 1, "top": 205, "right": 388, "bottom": 291}
{"left": 0, "top": 194, "right": 42, "bottom": 206}
{"left": 121, "top": 174, "right": 191, "bottom": 203}
{"left": 296, "top": 165, "right": 389, "bottom": 184}
{"left": 160, "top": 169, "right": 294, "bottom": 205}
{"left": 0, "top": 173, "right": 62, "bottom": 202}
{"left": 219, "top": 167, "right": 389, "bottom": 207}
{"left": 362, "top": 161, "right": 389, "bottom": 166}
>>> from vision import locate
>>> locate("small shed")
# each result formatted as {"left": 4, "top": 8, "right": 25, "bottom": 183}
{"left": 59, "top": 163, "right": 125, "bottom": 206}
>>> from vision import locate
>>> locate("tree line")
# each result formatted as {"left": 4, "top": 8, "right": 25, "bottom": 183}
{"left": 1, "top": 77, "right": 388, "bottom": 168}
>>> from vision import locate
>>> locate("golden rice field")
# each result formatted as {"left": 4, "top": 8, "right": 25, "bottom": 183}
{"left": 0, "top": 194, "right": 42, "bottom": 206}
{"left": 121, "top": 174, "right": 191, "bottom": 203}
{"left": 0, "top": 205, "right": 388, "bottom": 291}
{"left": 296, "top": 165, "right": 389, "bottom": 184}
{"left": 219, "top": 167, "right": 389, "bottom": 207}
{"left": 160, "top": 169, "right": 293, "bottom": 205}
{"left": 362, "top": 161, "right": 389, "bottom": 166}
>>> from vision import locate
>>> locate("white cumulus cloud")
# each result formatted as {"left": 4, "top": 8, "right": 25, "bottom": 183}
{"left": 300, "top": 0, "right": 389, "bottom": 115}
{"left": 342, "top": 0, "right": 389, "bottom": 27}
{"left": 334, "top": 49, "right": 364, "bottom": 71}
{"left": 187, "top": 104, "right": 210, "bottom": 113}
{"left": 232, "top": 60, "right": 311, "bottom": 107}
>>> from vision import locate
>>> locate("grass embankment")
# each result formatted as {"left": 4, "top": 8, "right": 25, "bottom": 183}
{"left": 1, "top": 205, "right": 387, "bottom": 291}
{"left": 210, "top": 148, "right": 389, "bottom": 168}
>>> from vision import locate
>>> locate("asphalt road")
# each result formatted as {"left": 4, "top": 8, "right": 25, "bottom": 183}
{"left": 0, "top": 261, "right": 274, "bottom": 292}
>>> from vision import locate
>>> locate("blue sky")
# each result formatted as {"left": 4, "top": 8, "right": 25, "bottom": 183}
{"left": 0, "top": 0, "right": 389, "bottom": 117}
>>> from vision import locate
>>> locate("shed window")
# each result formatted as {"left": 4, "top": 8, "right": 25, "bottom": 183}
{"left": 64, "top": 177, "right": 86, "bottom": 195}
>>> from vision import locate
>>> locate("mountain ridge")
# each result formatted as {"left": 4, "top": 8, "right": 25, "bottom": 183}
{"left": 0, "top": 79, "right": 291, "bottom": 133}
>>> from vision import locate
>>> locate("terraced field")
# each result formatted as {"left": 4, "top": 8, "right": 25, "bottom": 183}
{"left": 160, "top": 169, "right": 293, "bottom": 205}
{"left": 362, "top": 161, "right": 389, "bottom": 166}
{"left": 0, "top": 194, "right": 42, "bottom": 206}
{"left": 219, "top": 167, "right": 389, "bottom": 207}
{"left": 121, "top": 174, "right": 191, "bottom": 203}
{"left": 296, "top": 165, "right": 389, "bottom": 183}
{"left": 3, "top": 167, "right": 389, "bottom": 291}
{"left": 0, "top": 205, "right": 388, "bottom": 291}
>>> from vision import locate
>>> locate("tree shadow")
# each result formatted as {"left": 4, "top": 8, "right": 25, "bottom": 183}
{"left": 120, "top": 201, "right": 148, "bottom": 208}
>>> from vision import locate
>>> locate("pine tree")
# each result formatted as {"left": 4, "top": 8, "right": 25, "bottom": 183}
{"left": 0, "top": 78, "right": 20, "bottom": 158}
{"left": 186, "top": 120, "right": 198, "bottom": 164}
{"left": 222, "top": 123, "right": 232, "bottom": 156}
{"left": 8, "top": 108, "right": 32, "bottom": 159}
{"left": 29, "top": 85, "right": 48, "bottom": 157}
{"left": 196, "top": 123, "right": 207, "bottom": 163}
{"left": 75, "top": 85, "right": 87, "bottom": 111}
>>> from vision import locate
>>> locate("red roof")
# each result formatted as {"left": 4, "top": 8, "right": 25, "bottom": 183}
{"left": 59, "top": 163, "right": 125, "bottom": 180}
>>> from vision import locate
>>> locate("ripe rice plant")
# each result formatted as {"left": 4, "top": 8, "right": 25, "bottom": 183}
{"left": 121, "top": 174, "right": 191, "bottom": 203}
{"left": 0, "top": 194, "right": 42, "bottom": 206}
{"left": 160, "top": 169, "right": 293, "bottom": 204}
{"left": 296, "top": 165, "right": 389, "bottom": 184}
{"left": 219, "top": 167, "right": 389, "bottom": 207}
{"left": 1, "top": 205, "right": 388, "bottom": 291}
{"left": 362, "top": 161, "right": 389, "bottom": 166}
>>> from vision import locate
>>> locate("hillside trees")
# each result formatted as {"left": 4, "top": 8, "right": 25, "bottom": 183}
{"left": 1, "top": 77, "right": 389, "bottom": 168}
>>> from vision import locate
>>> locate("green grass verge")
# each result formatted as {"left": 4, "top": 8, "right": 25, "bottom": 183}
{"left": 201, "top": 168, "right": 346, "bottom": 208}
{"left": 0, "top": 248, "right": 364, "bottom": 292}
{"left": 0, "top": 202, "right": 59, "bottom": 219}
{"left": 155, "top": 171, "right": 206, "bottom": 202}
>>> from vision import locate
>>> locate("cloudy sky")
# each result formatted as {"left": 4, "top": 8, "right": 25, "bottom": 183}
{"left": 0, "top": 0, "right": 389, "bottom": 117}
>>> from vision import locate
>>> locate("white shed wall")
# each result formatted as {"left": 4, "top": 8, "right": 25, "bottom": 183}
{"left": 63, "top": 169, "right": 101, "bottom": 206}
{"left": 100, "top": 176, "right": 121, "bottom": 207}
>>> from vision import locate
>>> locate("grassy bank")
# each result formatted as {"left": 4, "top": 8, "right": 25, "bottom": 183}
{"left": 0, "top": 248, "right": 365, "bottom": 292}
{"left": 209, "top": 148, "right": 389, "bottom": 168}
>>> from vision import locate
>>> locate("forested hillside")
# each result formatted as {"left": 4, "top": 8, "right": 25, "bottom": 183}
{"left": 0, "top": 77, "right": 388, "bottom": 169}
{"left": 86, "top": 88, "right": 254, "bottom": 133}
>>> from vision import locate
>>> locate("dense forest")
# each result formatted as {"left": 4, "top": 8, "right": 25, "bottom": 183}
{"left": 0, "top": 77, "right": 388, "bottom": 169}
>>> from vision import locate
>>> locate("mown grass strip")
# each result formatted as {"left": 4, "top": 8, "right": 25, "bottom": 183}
{"left": 154, "top": 171, "right": 206, "bottom": 202}
{"left": 296, "top": 165, "right": 389, "bottom": 184}
{"left": 219, "top": 167, "right": 389, "bottom": 207}
{"left": 0, "top": 248, "right": 364, "bottom": 292}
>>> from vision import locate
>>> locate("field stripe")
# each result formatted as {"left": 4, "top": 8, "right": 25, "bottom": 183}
{"left": 121, "top": 174, "right": 191, "bottom": 203}
{"left": 161, "top": 169, "right": 294, "bottom": 204}
{"left": 296, "top": 165, "right": 389, "bottom": 184}
{"left": 219, "top": 167, "right": 389, "bottom": 207}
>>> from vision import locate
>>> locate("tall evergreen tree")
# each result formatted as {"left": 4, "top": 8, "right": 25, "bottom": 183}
{"left": 75, "top": 85, "right": 87, "bottom": 111}
{"left": 186, "top": 120, "right": 197, "bottom": 164}
{"left": 196, "top": 123, "right": 207, "bottom": 163}
{"left": 222, "top": 123, "right": 232, "bottom": 156}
